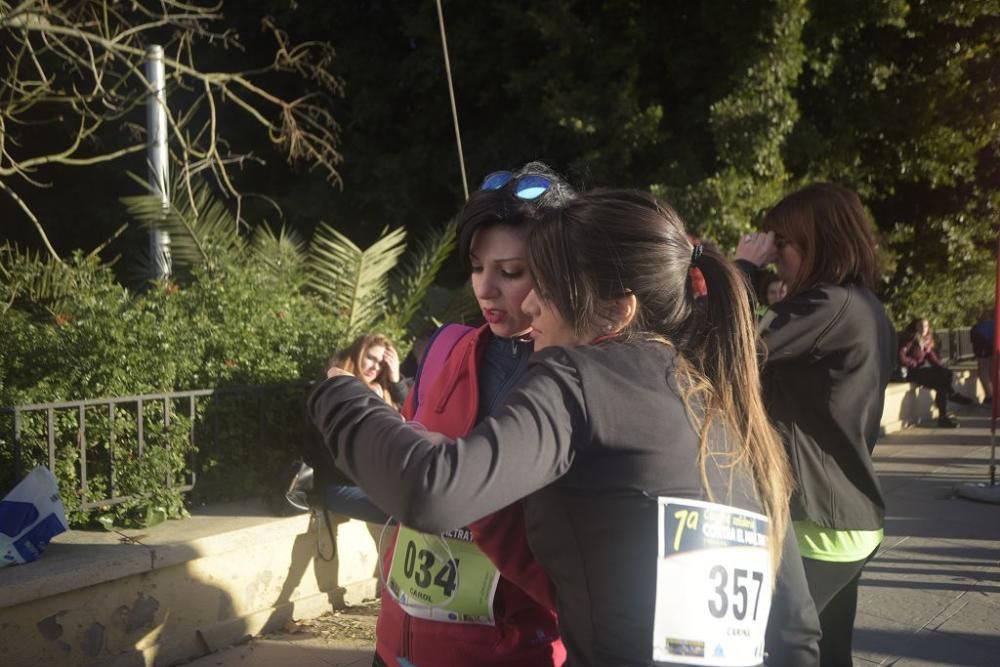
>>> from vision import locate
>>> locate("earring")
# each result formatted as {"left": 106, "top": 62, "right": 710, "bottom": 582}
{"left": 604, "top": 324, "right": 614, "bottom": 332}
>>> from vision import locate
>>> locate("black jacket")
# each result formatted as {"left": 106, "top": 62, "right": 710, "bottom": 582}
{"left": 310, "top": 341, "right": 820, "bottom": 666}
{"left": 741, "top": 262, "right": 896, "bottom": 530}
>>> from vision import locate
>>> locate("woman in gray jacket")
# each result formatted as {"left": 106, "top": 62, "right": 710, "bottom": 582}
{"left": 736, "top": 183, "right": 896, "bottom": 666}
{"left": 311, "top": 189, "right": 820, "bottom": 666}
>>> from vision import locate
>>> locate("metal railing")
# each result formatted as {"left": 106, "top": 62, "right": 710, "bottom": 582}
{"left": 935, "top": 328, "right": 975, "bottom": 363}
{"left": 1, "top": 383, "right": 312, "bottom": 511}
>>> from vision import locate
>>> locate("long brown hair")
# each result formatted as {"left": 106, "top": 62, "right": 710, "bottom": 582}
{"left": 331, "top": 333, "right": 399, "bottom": 410}
{"left": 527, "top": 189, "right": 792, "bottom": 571}
{"left": 762, "top": 182, "right": 881, "bottom": 295}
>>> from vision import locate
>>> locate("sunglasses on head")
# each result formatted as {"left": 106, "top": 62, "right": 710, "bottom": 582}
{"left": 478, "top": 170, "right": 552, "bottom": 200}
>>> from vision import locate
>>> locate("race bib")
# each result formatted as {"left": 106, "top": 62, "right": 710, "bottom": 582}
{"left": 387, "top": 525, "right": 501, "bottom": 625}
{"left": 653, "top": 497, "right": 772, "bottom": 666}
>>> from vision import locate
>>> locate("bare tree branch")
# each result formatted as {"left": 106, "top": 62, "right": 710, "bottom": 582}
{"left": 0, "top": 177, "right": 63, "bottom": 263}
{"left": 0, "top": 0, "right": 343, "bottom": 253}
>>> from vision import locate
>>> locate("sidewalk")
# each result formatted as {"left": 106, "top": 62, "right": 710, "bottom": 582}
{"left": 854, "top": 407, "right": 1000, "bottom": 666}
{"left": 183, "top": 408, "right": 1000, "bottom": 667}
{"left": 181, "top": 636, "right": 373, "bottom": 667}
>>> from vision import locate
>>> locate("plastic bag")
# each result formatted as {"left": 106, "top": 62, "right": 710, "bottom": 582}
{"left": 0, "top": 466, "right": 68, "bottom": 567}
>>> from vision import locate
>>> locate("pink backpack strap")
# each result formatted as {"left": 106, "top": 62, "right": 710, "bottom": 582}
{"left": 414, "top": 324, "right": 474, "bottom": 411}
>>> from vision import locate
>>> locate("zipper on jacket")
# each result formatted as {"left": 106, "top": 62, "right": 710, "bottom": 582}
{"left": 486, "top": 339, "right": 530, "bottom": 416}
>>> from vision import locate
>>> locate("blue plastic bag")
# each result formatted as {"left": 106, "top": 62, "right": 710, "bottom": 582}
{"left": 0, "top": 466, "right": 68, "bottom": 567}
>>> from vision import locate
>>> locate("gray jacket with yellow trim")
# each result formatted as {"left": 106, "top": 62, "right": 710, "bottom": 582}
{"left": 739, "top": 261, "right": 896, "bottom": 531}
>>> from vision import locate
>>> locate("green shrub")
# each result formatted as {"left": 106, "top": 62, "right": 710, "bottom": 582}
{"left": 0, "top": 185, "right": 456, "bottom": 527}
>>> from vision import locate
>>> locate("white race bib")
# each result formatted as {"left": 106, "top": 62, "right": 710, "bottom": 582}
{"left": 653, "top": 497, "right": 772, "bottom": 666}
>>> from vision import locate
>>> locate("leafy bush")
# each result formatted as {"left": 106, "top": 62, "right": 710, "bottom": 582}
{"left": 0, "top": 184, "right": 457, "bottom": 527}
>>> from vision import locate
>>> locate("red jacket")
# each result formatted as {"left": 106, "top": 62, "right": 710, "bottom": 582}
{"left": 898, "top": 337, "right": 943, "bottom": 369}
{"left": 373, "top": 324, "right": 564, "bottom": 667}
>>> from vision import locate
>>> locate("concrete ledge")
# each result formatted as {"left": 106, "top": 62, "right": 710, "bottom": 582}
{"left": 880, "top": 365, "right": 982, "bottom": 434}
{"left": 0, "top": 500, "right": 381, "bottom": 667}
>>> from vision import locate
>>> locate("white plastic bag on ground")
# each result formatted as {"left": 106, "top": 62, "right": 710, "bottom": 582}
{"left": 0, "top": 466, "right": 68, "bottom": 567}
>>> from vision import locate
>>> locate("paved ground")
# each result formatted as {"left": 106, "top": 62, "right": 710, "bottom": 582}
{"left": 185, "top": 405, "right": 1000, "bottom": 667}
{"left": 853, "top": 407, "right": 1000, "bottom": 666}
{"left": 181, "top": 637, "right": 372, "bottom": 667}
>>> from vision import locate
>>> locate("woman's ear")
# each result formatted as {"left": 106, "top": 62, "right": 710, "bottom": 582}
{"left": 605, "top": 293, "right": 638, "bottom": 334}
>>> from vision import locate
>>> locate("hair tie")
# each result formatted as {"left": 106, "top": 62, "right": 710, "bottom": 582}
{"left": 690, "top": 243, "right": 704, "bottom": 266}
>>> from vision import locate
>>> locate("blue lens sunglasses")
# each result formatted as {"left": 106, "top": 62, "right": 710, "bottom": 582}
{"left": 478, "top": 171, "right": 552, "bottom": 200}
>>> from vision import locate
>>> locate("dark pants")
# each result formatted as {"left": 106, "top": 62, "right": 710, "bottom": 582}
{"left": 801, "top": 555, "right": 872, "bottom": 667}
{"left": 907, "top": 365, "right": 954, "bottom": 414}
{"left": 323, "top": 485, "right": 391, "bottom": 524}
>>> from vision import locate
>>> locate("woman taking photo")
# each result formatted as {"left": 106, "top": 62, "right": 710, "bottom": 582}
{"left": 736, "top": 183, "right": 896, "bottom": 666}
{"left": 311, "top": 189, "right": 820, "bottom": 666}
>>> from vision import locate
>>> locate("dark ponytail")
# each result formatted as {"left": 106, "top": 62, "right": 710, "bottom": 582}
{"left": 528, "top": 189, "right": 791, "bottom": 572}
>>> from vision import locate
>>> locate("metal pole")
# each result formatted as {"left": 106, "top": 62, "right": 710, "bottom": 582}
{"left": 988, "top": 230, "right": 1000, "bottom": 486}
{"left": 435, "top": 0, "right": 469, "bottom": 200}
{"left": 145, "top": 45, "right": 171, "bottom": 279}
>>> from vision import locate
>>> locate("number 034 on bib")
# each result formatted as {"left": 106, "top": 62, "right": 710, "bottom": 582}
{"left": 653, "top": 497, "right": 772, "bottom": 667}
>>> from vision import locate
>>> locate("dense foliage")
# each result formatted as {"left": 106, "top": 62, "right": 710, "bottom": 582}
{"left": 0, "top": 186, "right": 458, "bottom": 526}
{"left": 4, "top": 1, "right": 995, "bottom": 324}
{"left": 258, "top": 0, "right": 997, "bottom": 326}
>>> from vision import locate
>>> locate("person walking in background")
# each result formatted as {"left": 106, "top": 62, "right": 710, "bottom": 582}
{"left": 970, "top": 314, "right": 994, "bottom": 405}
{"left": 311, "top": 188, "right": 820, "bottom": 666}
{"left": 898, "top": 318, "right": 973, "bottom": 428}
{"left": 736, "top": 182, "right": 896, "bottom": 666}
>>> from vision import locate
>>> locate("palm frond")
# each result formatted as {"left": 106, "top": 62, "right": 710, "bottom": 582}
{"left": 0, "top": 243, "right": 76, "bottom": 314}
{"left": 385, "top": 221, "right": 457, "bottom": 332}
{"left": 251, "top": 224, "right": 308, "bottom": 288}
{"left": 121, "top": 177, "right": 243, "bottom": 273}
{"left": 429, "top": 282, "right": 482, "bottom": 327}
{"left": 307, "top": 224, "right": 407, "bottom": 336}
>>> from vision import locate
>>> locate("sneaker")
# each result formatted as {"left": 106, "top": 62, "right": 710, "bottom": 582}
{"left": 937, "top": 416, "right": 959, "bottom": 428}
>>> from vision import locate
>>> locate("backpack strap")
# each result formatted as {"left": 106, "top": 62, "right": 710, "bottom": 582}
{"left": 410, "top": 324, "right": 474, "bottom": 414}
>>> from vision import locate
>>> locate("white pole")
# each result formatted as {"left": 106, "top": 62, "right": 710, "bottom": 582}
{"left": 145, "top": 45, "right": 171, "bottom": 279}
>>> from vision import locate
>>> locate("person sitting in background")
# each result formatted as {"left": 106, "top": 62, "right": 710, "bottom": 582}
{"left": 898, "top": 318, "right": 973, "bottom": 428}
{"left": 317, "top": 333, "right": 409, "bottom": 524}
{"left": 970, "top": 314, "right": 994, "bottom": 406}
{"left": 331, "top": 333, "right": 411, "bottom": 408}
{"left": 761, "top": 271, "right": 788, "bottom": 306}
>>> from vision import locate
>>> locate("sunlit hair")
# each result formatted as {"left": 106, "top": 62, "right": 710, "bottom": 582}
{"left": 901, "top": 318, "right": 934, "bottom": 351}
{"left": 330, "top": 333, "right": 399, "bottom": 410}
{"left": 761, "top": 182, "right": 881, "bottom": 295}
{"left": 527, "top": 189, "right": 792, "bottom": 572}
{"left": 456, "top": 161, "right": 575, "bottom": 271}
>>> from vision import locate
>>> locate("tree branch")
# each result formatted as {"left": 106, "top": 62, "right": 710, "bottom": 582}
{"left": 0, "top": 178, "right": 63, "bottom": 263}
